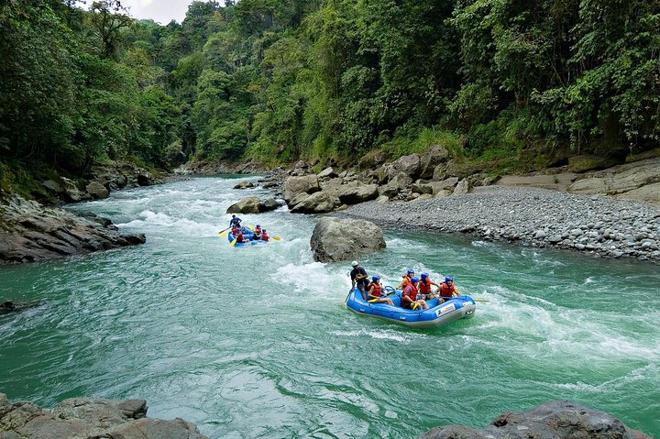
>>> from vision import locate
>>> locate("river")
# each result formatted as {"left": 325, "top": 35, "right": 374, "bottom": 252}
{"left": 1, "top": 176, "right": 658, "bottom": 438}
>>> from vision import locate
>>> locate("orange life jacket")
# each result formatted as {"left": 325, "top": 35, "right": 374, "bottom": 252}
{"left": 369, "top": 282, "right": 382, "bottom": 297}
{"left": 439, "top": 282, "right": 455, "bottom": 298}
{"left": 419, "top": 278, "right": 433, "bottom": 294}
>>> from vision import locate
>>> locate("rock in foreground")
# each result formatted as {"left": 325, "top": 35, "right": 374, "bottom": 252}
{"left": 0, "top": 393, "right": 208, "bottom": 439}
{"left": 0, "top": 196, "right": 145, "bottom": 264}
{"left": 420, "top": 400, "right": 649, "bottom": 439}
{"left": 310, "top": 217, "right": 385, "bottom": 262}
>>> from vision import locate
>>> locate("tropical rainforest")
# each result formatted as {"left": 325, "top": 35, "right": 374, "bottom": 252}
{"left": 1, "top": 0, "right": 658, "bottom": 190}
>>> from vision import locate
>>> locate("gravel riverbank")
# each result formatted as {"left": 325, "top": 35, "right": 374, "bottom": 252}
{"left": 340, "top": 186, "right": 659, "bottom": 263}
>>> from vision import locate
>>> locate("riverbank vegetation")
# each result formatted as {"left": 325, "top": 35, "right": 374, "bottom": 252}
{"left": 1, "top": 0, "right": 657, "bottom": 195}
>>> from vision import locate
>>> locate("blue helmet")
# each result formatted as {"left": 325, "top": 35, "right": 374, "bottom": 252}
{"left": 411, "top": 276, "right": 419, "bottom": 283}
{"left": 406, "top": 268, "right": 414, "bottom": 274}
{"left": 372, "top": 275, "right": 381, "bottom": 282}
{"left": 421, "top": 272, "right": 429, "bottom": 279}
{"left": 445, "top": 275, "right": 454, "bottom": 283}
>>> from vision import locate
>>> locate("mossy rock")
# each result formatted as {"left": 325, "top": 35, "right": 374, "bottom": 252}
{"left": 568, "top": 155, "right": 621, "bottom": 173}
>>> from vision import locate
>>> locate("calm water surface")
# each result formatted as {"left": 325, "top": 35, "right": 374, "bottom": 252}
{"left": 1, "top": 176, "right": 658, "bottom": 438}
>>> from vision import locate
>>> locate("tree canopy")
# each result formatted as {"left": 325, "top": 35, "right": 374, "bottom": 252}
{"left": 1, "top": 0, "right": 657, "bottom": 179}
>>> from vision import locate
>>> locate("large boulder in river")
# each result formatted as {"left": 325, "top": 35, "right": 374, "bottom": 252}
{"left": 85, "top": 181, "right": 109, "bottom": 199}
{"left": 226, "top": 197, "right": 280, "bottom": 214}
{"left": 310, "top": 217, "right": 386, "bottom": 262}
{"left": 291, "top": 190, "right": 340, "bottom": 213}
{"left": 233, "top": 180, "right": 255, "bottom": 189}
{"left": 283, "top": 175, "right": 320, "bottom": 203}
{"left": 420, "top": 400, "right": 650, "bottom": 439}
{"left": 0, "top": 393, "right": 208, "bottom": 439}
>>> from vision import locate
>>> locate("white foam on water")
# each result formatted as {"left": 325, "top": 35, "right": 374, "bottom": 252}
{"left": 386, "top": 238, "right": 428, "bottom": 252}
{"left": 330, "top": 329, "right": 415, "bottom": 343}
{"left": 271, "top": 262, "right": 347, "bottom": 297}
{"left": 116, "top": 209, "right": 220, "bottom": 236}
{"left": 477, "top": 285, "right": 660, "bottom": 363}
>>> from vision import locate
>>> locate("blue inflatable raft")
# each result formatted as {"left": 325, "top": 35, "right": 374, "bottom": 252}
{"left": 227, "top": 227, "right": 268, "bottom": 247}
{"left": 345, "top": 287, "right": 476, "bottom": 328}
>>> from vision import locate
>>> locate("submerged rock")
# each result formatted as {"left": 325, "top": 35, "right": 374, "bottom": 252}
{"left": 233, "top": 180, "right": 255, "bottom": 189}
{"left": 420, "top": 400, "right": 650, "bottom": 439}
{"left": 310, "top": 217, "right": 386, "bottom": 262}
{"left": 0, "top": 393, "right": 208, "bottom": 439}
{"left": 0, "top": 196, "right": 145, "bottom": 264}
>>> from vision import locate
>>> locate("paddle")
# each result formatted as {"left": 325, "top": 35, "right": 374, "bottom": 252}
{"left": 218, "top": 227, "right": 231, "bottom": 237}
{"left": 230, "top": 236, "right": 238, "bottom": 247}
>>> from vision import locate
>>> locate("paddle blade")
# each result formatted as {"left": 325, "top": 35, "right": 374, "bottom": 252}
{"left": 246, "top": 224, "right": 255, "bottom": 231}
{"left": 230, "top": 238, "right": 238, "bottom": 247}
{"left": 218, "top": 230, "right": 228, "bottom": 237}
{"left": 271, "top": 235, "right": 281, "bottom": 241}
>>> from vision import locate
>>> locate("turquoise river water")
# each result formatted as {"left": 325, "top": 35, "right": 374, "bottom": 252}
{"left": 1, "top": 176, "right": 658, "bottom": 438}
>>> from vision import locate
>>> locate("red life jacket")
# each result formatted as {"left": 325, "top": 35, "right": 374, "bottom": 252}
{"left": 236, "top": 232, "right": 244, "bottom": 243}
{"left": 419, "top": 278, "right": 433, "bottom": 294}
{"left": 439, "top": 282, "right": 455, "bottom": 298}
{"left": 402, "top": 284, "right": 417, "bottom": 306}
{"left": 262, "top": 232, "right": 269, "bottom": 241}
{"left": 401, "top": 275, "right": 412, "bottom": 289}
{"left": 369, "top": 282, "right": 382, "bottom": 297}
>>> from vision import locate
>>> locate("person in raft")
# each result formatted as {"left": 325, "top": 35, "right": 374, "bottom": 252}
{"left": 401, "top": 277, "right": 428, "bottom": 310}
{"left": 438, "top": 275, "right": 460, "bottom": 302}
{"left": 261, "top": 229, "right": 269, "bottom": 241}
{"left": 398, "top": 268, "right": 415, "bottom": 290}
{"left": 418, "top": 272, "right": 441, "bottom": 300}
{"left": 350, "top": 260, "right": 369, "bottom": 300}
{"left": 229, "top": 214, "right": 242, "bottom": 228}
{"left": 367, "top": 275, "right": 393, "bottom": 305}
{"left": 231, "top": 225, "right": 244, "bottom": 243}
{"left": 252, "top": 224, "right": 263, "bottom": 240}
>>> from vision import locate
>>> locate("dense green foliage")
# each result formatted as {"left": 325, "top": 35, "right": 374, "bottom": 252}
{"left": 1, "top": 0, "right": 658, "bottom": 180}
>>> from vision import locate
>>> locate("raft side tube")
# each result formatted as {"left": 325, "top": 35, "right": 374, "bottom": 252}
{"left": 345, "top": 288, "right": 476, "bottom": 328}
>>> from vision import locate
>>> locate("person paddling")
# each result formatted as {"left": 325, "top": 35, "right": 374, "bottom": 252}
{"left": 231, "top": 225, "right": 244, "bottom": 243}
{"left": 229, "top": 214, "right": 242, "bottom": 229}
{"left": 419, "top": 272, "right": 440, "bottom": 300}
{"left": 253, "top": 224, "right": 263, "bottom": 240}
{"left": 398, "top": 268, "right": 415, "bottom": 290}
{"left": 367, "top": 275, "right": 393, "bottom": 305}
{"left": 401, "top": 277, "right": 428, "bottom": 310}
{"left": 439, "top": 276, "right": 460, "bottom": 302}
{"left": 261, "top": 229, "right": 269, "bottom": 241}
{"left": 350, "top": 261, "right": 369, "bottom": 300}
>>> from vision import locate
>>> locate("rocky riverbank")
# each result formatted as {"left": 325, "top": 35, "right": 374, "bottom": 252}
{"left": 0, "top": 196, "right": 145, "bottom": 264}
{"left": 340, "top": 186, "right": 659, "bottom": 263}
{"left": 420, "top": 400, "right": 650, "bottom": 439}
{"left": 0, "top": 393, "right": 207, "bottom": 438}
{"left": 35, "top": 161, "right": 161, "bottom": 205}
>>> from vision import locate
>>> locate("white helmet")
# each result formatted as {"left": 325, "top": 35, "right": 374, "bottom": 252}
{"left": 351, "top": 261, "right": 359, "bottom": 267}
